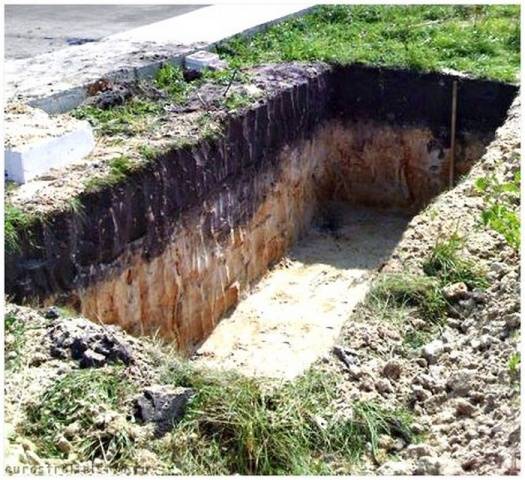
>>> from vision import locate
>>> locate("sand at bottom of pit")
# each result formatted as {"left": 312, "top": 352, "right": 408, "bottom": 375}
{"left": 193, "top": 205, "right": 411, "bottom": 379}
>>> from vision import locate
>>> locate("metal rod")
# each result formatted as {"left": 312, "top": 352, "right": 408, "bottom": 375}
{"left": 449, "top": 80, "right": 458, "bottom": 188}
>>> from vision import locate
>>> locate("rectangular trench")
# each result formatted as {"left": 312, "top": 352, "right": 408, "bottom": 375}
{"left": 6, "top": 64, "right": 517, "bottom": 361}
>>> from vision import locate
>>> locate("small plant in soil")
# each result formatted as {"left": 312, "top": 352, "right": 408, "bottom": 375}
{"left": 85, "top": 155, "right": 136, "bottom": 191}
{"left": 508, "top": 351, "right": 521, "bottom": 380}
{"left": 4, "top": 204, "right": 35, "bottom": 254}
{"left": 25, "top": 367, "right": 138, "bottom": 468}
{"left": 155, "top": 64, "right": 191, "bottom": 104}
{"left": 475, "top": 169, "right": 520, "bottom": 251}
{"left": 423, "top": 233, "right": 489, "bottom": 289}
{"left": 73, "top": 98, "right": 162, "bottom": 136}
{"left": 5, "top": 313, "right": 27, "bottom": 371}
{"left": 369, "top": 273, "right": 447, "bottom": 323}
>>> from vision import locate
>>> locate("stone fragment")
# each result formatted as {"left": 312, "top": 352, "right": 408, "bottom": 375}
{"left": 134, "top": 385, "right": 194, "bottom": 437}
{"left": 382, "top": 359, "right": 402, "bottom": 381}
{"left": 421, "top": 339, "right": 444, "bottom": 364}
{"left": 185, "top": 51, "right": 227, "bottom": 72}
{"left": 55, "top": 435, "right": 72, "bottom": 454}
{"left": 377, "top": 460, "right": 414, "bottom": 475}
{"left": 442, "top": 282, "right": 468, "bottom": 301}
{"left": 79, "top": 349, "right": 106, "bottom": 368}
{"left": 446, "top": 369, "right": 474, "bottom": 397}
{"left": 455, "top": 399, "right": 476, "bottom": 417}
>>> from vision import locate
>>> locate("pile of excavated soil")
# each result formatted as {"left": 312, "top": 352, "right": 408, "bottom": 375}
{"left": 319, "top": 97, "right": 521, "bottom": 475}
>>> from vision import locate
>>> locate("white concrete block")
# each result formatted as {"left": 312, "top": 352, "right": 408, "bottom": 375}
{"left": 185, "top": 50, "right": 227, "bottom": 71}
{"left": 4, "top": 104, "right": 95, "bottom": 184}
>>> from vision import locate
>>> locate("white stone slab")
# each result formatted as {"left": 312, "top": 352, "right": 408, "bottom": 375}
{"left": 4, "top": 104, "right": 95, "bottom": 184}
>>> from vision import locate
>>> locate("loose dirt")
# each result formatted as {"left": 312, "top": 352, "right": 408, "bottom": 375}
{"left": 193, "top": 205, "right": 410, "bottom": 378}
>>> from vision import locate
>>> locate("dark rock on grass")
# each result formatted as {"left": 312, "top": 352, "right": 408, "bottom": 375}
{"left": 47, "top": 317, "right": 134, "bottom": 368}
{"left": 134, "top": 385, "right": 195, "bottom": 437}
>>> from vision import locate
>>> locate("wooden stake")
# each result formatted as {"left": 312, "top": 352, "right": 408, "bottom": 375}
{"left": 449, "top": 80, "right": 458, "bottom": 188}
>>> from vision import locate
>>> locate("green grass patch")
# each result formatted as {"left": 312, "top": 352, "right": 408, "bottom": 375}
{"left": 215, "top": 5, "right": 519, "bottom": 82}
{"left": 369, "top": 273, "right": 447, "bottom": 323}
{"left": 5, "top": 204, "right": 36, "bottom": 254}
{"left": 25, "top": 368, "right": 137, "bottom": 467}
{"left": 475, "top": 170, "right": 520, "bottom": 250}
{"left": 5, "top": 313, "right": 27, "bottom": 371}
{"left": 85, "top": 155, "right": 136, "bottom": 191}
{"left": 423, "top": 233, "right": 489, "bottom": 289}
{"left": 72, "top": 98, "right": 162, "bottom": 136}
{"left": 508, "top": 351, "right": 520, "bottom": 377}
{"left": 155, "top": 64, "right": 191, "bottom": 103}
{"left": 161, "top": 363, "right": 412, "bottom": 474}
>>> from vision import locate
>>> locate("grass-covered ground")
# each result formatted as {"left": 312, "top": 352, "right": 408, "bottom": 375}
{"left": 217, "top": 4, "right": 520, "bottom": 82}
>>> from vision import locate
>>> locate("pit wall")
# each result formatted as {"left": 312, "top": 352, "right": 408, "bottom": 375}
{"left": 6, "top": 65, "right": 517, "bottom": 351}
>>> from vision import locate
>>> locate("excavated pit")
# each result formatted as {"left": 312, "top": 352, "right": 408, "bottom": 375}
{"left": 6, "top": 65, "right": 517, "bottom": 372}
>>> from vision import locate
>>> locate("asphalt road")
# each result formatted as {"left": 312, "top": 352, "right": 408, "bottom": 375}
{"left": 5, "top": 4, "right": 205, "bottom": 60}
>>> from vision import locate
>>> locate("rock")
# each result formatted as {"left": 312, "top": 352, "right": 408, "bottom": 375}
{"left": 63, "top": 421, "right": 81, "bottom": 439}
{"left": 446, "top": 369, "right": 474, "bottom": 397}
{"left": 504, "top": 312, "right": 520, "bottom": 329}
{"left": 375, "top": 378, "right": 393, "bottom": 395}
{"left": 406, "top": 443, "right": 434, "bottom": 459}
{"left": 29, "top": 352, "right": 48, "bottom": 367}
{"left": 79, "top": 349, "right": 106, "bottom": 368}
{"left": 43, "top": 306, "right": 61, "bottom": 319}
{"left": 382, "top": 359, "right": 402, "bottom": 380}
{"left": 455, "top": 399, "right": 476, "bottom": 417}
{"left": 421, "top": 340, "right": 444, "bottom": 364}
{"left": 414, "top": 455, "right": 462, "bottom": 475}
{"left": 55, "top": 435, "right": 72, "bottom": 454}
{"left": 134, "top": 385, "right": 194, "bottom": 437}
{"left": 442, "top": 282, "right": 468, "bottom": 301}
{"left": 47, "top": 318, "right": 133, "bottom": 367}
{"left": 377, "top": 460, "right": 414, "bottom": 475}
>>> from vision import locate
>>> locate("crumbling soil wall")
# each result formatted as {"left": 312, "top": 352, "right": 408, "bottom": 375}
{"left": 5, "top": 64, "right": 517, "bottom": 351}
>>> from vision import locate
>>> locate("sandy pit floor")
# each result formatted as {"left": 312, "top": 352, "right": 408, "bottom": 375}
{"left": 192, "top": 205, "right": 411, "bottom": 379}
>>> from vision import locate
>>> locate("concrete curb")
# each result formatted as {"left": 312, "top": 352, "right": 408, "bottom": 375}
{"left": 6, "top": 4, "right": 315, "bottom": 114}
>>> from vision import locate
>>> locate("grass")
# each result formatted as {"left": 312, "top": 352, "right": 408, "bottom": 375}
{"left": 4, "top": 204, "right": 36, "bottom": 254}
{"left": 423, "top": 233, "right": 489, "bottom": 289}
{"left": 475, "top": 169, "right": 520, "bottom": 250}
{"left": 215, "top": 5, "right": 519, "bottom": 82}
{"left": 72, "top": 98, "right": 162, "bottom": 136}
{"left": 155, "top": 64, "right": 191, "bottom": 103}
{"left": 85, "top": 155, "right": 136, "bottom": 191}
{"left": 369, "top": 273, "right": 447, "bottom": 324}
{"left": 160, "top": 363, "right": 413, "bottom": 474}
{"left": 508, "top": 351, "right": 520, "bottom": 377}
{"left": 25, "top": 367, "right": 137, "bottom": 468}
{"left": 5, "top": 313, "right": 27, "bottom": 371}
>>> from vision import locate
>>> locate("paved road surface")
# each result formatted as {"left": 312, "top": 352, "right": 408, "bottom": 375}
{"left": 5, "top": 5, "right": 205, "bottom": 60}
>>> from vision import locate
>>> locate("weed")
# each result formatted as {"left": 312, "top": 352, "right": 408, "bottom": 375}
{"left": 73, "top": 98, "right": 162, "bottom": 136}
{"left": 161, "top": 363, "right": 412, "bottom": 474}
{"left": 155, "top": 64, "right": 190, "bottom": 103}
{"left": 25, "top": 368, "right": 137, "bottom": 467}
{"left": 223, "top": 91, "right": 253, "bottom": 111}
{"left": 5, "top": 204, "right": 35, "bottom": 254}
{"left": 138, "top": 144, "right": 162, "bottom": 161}
{"left": 475, "top": 170, "right": 520, "bottom": 250}
{"left": 369, "top": 273, "right": 447, "bottom": 323}
{"left": 508, "top": 351, "right": 520, "bottom": 378}
{"left": 85, "top": 155, "right": 136, "bottom": 191}
{"left": 196, "top": 113, "right": 223, "bottom": 140}
{"left": 423, "top": 233, "right": 488, "bottom": 289}
{"left": 5, "top": 313, "right": 27, "bottom": 370}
